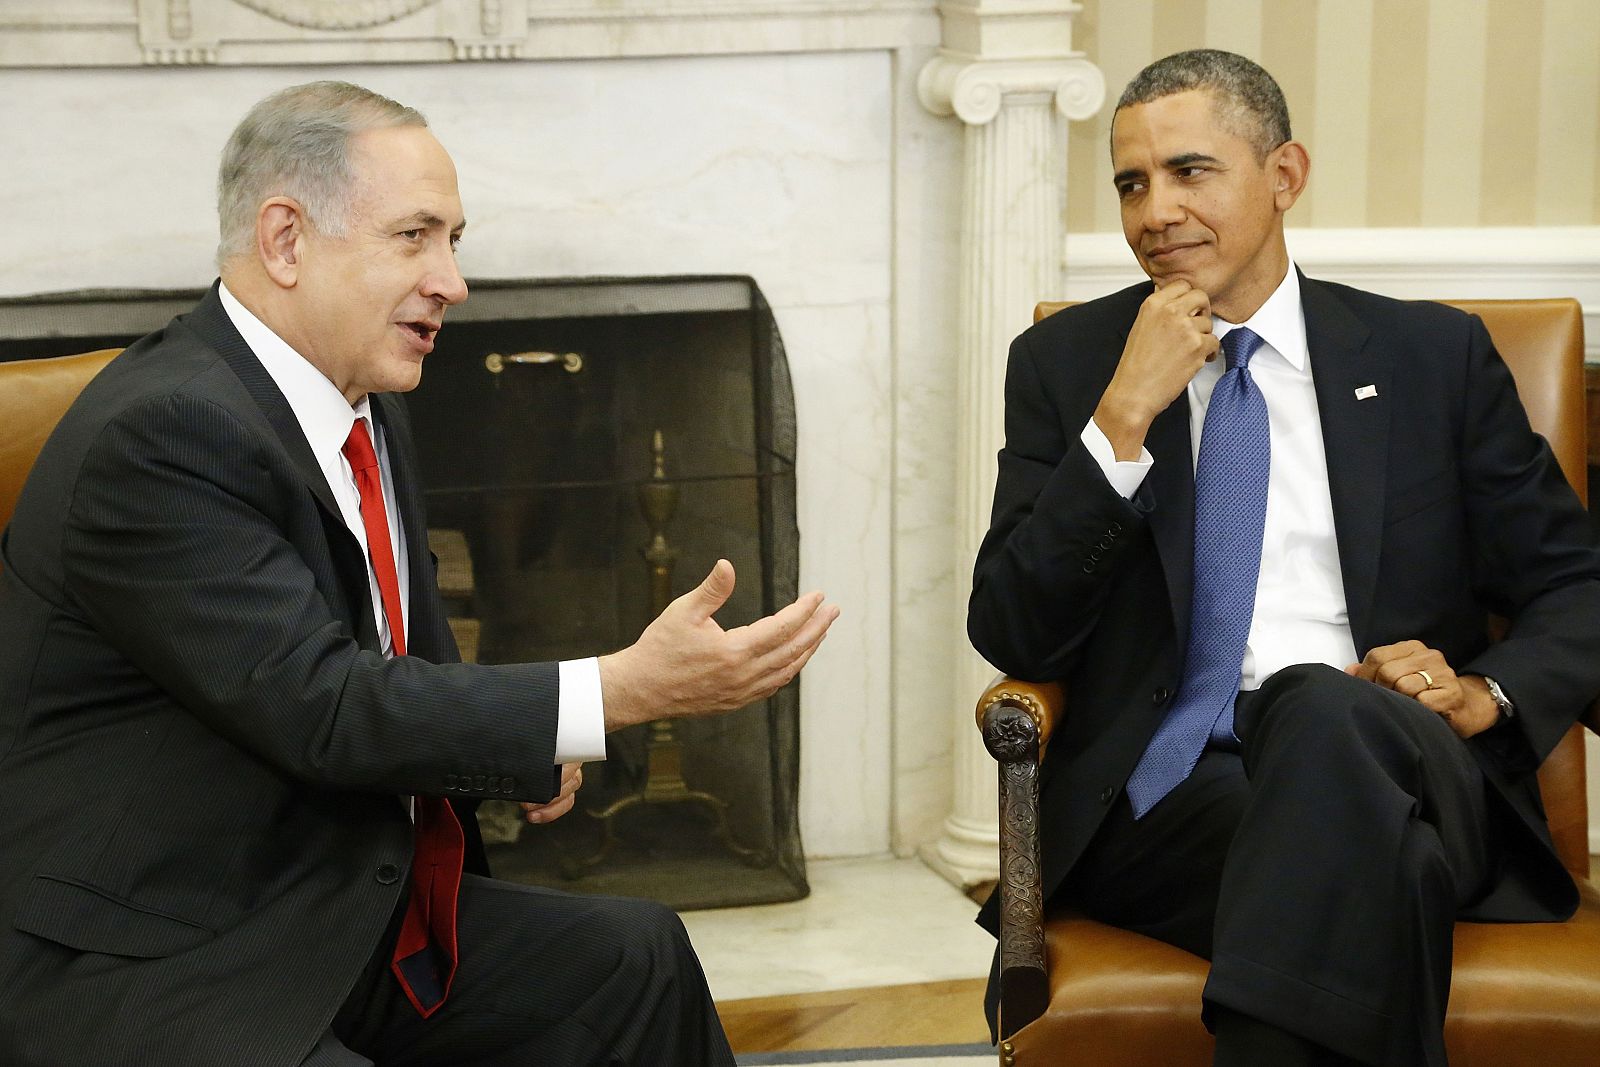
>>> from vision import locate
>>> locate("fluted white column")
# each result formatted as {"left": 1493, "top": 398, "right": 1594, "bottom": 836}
{"left": 917, "top": 3, "right": 1103, "bottom": 887}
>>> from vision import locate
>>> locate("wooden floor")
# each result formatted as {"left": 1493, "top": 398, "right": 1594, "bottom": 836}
{"left": 719, "top": 978, "right": 990, "bottom": 1053}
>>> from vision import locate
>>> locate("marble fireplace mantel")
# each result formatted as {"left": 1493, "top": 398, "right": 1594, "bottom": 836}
{"left": 1, "top": 0, "right": 980, "bottom": 870}
{"left": 2, "top": 0, "right": 1108, "bottom": 882}
{"left": 0, "top": 0, "right": 935, "bottom": 67}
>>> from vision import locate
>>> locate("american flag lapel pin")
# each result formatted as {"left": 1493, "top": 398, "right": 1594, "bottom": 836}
{"left": 1354, "top": 384, "right": 1378, "bottom": 400}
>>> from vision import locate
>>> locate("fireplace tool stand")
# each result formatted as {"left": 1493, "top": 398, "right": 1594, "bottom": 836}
{"left": 563, "top": 431, "right": 771, "bottom": 877}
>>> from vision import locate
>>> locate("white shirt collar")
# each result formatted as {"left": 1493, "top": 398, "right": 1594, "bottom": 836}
{"left": 217, "top": 280, "right": 373, "bottom": 461}
{"left": 1213, "top": 260, "right": 1308, "bottom": 372}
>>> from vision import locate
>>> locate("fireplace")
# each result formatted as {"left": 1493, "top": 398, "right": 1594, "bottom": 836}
{"left": 0, "top": 274, "right": 808, "bottom": 909}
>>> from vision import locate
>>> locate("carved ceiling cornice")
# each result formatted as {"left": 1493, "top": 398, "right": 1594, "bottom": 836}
{"left": 231, "top": 0, "right": 443, "bottom": 32}
{"left": 0, "top": 0, "right": 939, "bottom": 67}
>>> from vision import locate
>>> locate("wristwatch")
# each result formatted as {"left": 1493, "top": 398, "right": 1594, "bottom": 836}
{"left": 1482, "top": 675, "right": 1516, "bottom": 722}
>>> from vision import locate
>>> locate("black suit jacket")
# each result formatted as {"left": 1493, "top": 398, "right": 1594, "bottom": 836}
{"left": 0, "top": 285, "right": 563, "bottom": 1066}
{"left": 970, "top": 275, "right": 1600, "bottom": 933}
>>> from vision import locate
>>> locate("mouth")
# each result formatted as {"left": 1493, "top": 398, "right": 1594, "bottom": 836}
{"left": 397, "top": 319, "right": 442, "bottom": 353}
{"left": 1144, "top": 240, "right": 1205, "bottom": 261}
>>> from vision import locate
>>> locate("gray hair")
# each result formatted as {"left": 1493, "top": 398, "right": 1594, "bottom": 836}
{"left": 216, "top": 81, "right": 426, "bottom": 266}
{"left": 1115, "top": 49, "right": 1291, "bottom": 159}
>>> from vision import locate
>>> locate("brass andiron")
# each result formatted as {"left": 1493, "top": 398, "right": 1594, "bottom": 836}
{"left": 563, "top": 431, "right": 769, "bottom": 876}
{"left": 484, "top": 350, "right": 584, "bottom": 374}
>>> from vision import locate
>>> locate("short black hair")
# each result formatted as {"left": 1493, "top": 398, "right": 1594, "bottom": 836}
{"left": 1115, "top": 49, "right": 1291, "bottom": 159}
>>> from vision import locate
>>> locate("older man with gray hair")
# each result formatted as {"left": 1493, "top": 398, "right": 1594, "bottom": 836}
{"left": 0, "top": 80, "right": 836, "bottom": 1067}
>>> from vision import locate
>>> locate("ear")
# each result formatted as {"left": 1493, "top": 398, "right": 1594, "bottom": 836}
{"left": 1270, "top": 140, "right": 1310, "bottom": 213}
{"left": 256, "top": 197, "right": 306, "bottom": 289}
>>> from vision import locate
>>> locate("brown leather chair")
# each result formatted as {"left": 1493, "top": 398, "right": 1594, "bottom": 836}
{"left": 978, "top": 299, "right": 1600, "bottom": 1066}
{"left": 0, "top": 349, "right": 122, "bottom": 559}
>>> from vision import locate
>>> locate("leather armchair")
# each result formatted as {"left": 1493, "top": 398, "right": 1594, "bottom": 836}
{"left": 978, "top": 299, "right": 1600, "bottom": 1066}
{"left": 0, "top": 349, "right": 121, "bottom": 558}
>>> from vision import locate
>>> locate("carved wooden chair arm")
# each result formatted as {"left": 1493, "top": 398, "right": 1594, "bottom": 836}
{"left": 975, "top": 676, "right": 1066, "bottom": 748}
{"left": 976, "top": 675, "right": 1066, "bottom": 1038}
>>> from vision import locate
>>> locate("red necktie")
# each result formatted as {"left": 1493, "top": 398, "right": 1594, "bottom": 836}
{"left": 342, "top": 418, "right": 464, "bottom": 1019}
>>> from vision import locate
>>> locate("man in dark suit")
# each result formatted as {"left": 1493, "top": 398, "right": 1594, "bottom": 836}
{"left": 0, "top": 81, "right": 836, "bottom": 1066}
{"left": 969, "top": 50, "right": 1600, "bottom": 1066}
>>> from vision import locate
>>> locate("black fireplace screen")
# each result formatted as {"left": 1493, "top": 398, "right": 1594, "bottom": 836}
{"left": 0, "top": 275, "right": 807, "bottom": 910}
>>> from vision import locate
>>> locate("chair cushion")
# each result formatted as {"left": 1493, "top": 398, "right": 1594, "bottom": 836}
{"left": 1011, "top": 880, "right": 1600, "bottom": 1066}
{"left": 1447, "top": 878, "right": 1600, "bottom": 1066}
{"left": 1013, "top": 911, "right": 1212, "bottom": 1067}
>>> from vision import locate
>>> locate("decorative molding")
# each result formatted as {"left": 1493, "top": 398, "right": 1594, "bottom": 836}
{"left": 167, "top": 0, "right": 192, "bottom": 39}
{"left": 1063, "top": 227, "right": 1600, "bottom": 361}
{"left": 144, "top": 44, "right": 217, "bottom": 63}
{"left": 531, "top": 0, "right": 929, "bottom": 14}
{"left": 0, "top": 0, "right": 938, "bottom": 66}
{"left": 453, "top": 39, "right": 517, "bottom": 60}
{"left": 231, "top": 0, "right": 441, "bottom": 30}
{"left": 918, "top": 54, "right": 1103, "bottom": 125}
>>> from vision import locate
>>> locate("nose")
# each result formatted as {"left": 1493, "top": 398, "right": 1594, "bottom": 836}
{"left": 425, "top": 247, "right": 469, "bottom": 307}
{"left": 1142, "top": 177, "right": 1186, "bottom": 231}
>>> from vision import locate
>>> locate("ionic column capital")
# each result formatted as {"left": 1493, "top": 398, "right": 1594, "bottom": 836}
{"left": 917, "top": 53, "right": 1105, "bottom": 126}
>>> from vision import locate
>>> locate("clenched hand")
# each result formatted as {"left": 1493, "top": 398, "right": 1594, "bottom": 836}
{"left": 1345, "top": 639, "right": 1500, "bottom": 739}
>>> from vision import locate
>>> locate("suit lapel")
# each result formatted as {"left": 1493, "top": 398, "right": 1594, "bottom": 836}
{"left": 187, "top": 287, "right": 348, "bottom": 525}
{"left": 1302, "top": 275, "right": 1387, "bottom": 652}
{"left": 186, "top": 285, "right": 380, "bottom": 650}
{"left": 1146, "top": 396, "right": 1195, "bottom": 651}
{"left": 372, "top": 393, "right": 442, "bottom": 661}
{"left": 1090, "top": 297, "right": 1197, "bottom": 651}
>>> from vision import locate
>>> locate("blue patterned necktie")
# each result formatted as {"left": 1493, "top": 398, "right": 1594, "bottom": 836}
{"left": 1126, "top": 326, "right": 1270, "bottom": 819}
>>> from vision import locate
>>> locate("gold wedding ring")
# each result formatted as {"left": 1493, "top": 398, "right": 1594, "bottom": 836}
{"left": 1416, "top": 669, "right": 1435, "bottom": 689}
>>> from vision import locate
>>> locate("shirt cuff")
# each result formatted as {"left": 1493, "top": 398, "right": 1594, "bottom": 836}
{"left": 1080, "top": 418, "right": 1153, "bottom": 499}
{"left": 555, "top": 658, "right": 607, "bottom": 763}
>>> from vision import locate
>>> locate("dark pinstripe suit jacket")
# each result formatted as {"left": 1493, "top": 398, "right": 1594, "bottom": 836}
{"left": 0, "top": 285, "right": 562, "bottom": 1066}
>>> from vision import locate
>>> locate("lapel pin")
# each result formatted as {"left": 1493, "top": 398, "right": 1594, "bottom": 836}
{"left": 1354, "top": 384, "right": 1378, "bottom": 400}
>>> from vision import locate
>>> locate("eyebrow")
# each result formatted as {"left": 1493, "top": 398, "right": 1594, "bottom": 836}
{"left": 392, "top": 211, "right": 467, "bottom": 233}
{"left": 1166, "top": 152, "right": 1222, "bottom": 169}
{"left": 1113, "top": 152, "right": 1226, "bottom": 186}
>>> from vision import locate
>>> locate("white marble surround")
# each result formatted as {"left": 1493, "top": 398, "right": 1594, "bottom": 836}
{"left": 5, "top": 1, "right": 1598, "bottom": 872}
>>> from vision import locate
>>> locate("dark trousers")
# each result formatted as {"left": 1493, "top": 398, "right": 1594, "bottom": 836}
{"left": 1061, "top": 663, "right": 1499, "bottom": 1067}
{"left": 300, "top": 873, "right": 735, "bottom": 1067}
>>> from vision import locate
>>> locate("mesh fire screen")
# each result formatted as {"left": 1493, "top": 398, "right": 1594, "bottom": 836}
{"left": 0, "top": 275, "right": 807, "bottom": 910}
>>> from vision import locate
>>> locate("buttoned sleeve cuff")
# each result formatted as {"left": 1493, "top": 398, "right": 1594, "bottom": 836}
{"left": 1080, "top": 418, "right": 1153, "bottom": 499}
{"left": 555, "top": 657, "right": 607, "bottom": 763}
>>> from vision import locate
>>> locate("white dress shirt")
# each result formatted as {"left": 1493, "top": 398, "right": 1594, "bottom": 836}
{"left": 1081, "top": 264, "right": 1359, "bottom": 689}
{"left": 218, "top": 282, "right": 606, "bottom": 762}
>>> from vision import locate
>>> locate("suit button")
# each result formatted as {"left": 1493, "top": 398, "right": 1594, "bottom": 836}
{"left": 1153, "top": 686, "right": 1171, "bottom": 703}
{"left": 503, "top": 776, "right": 516, "bottom": 794}
{"left": 444, "top": 774, "right": 458, "bottom": 790}
{"left": 376, "top": 864, "right": 400, "bottom": 885}
{"left": 1099, "top": 786, "right": 1115, "bottom": 804}
{"left": 1081, "top": 562, "right": 1095, "bottom": 573}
